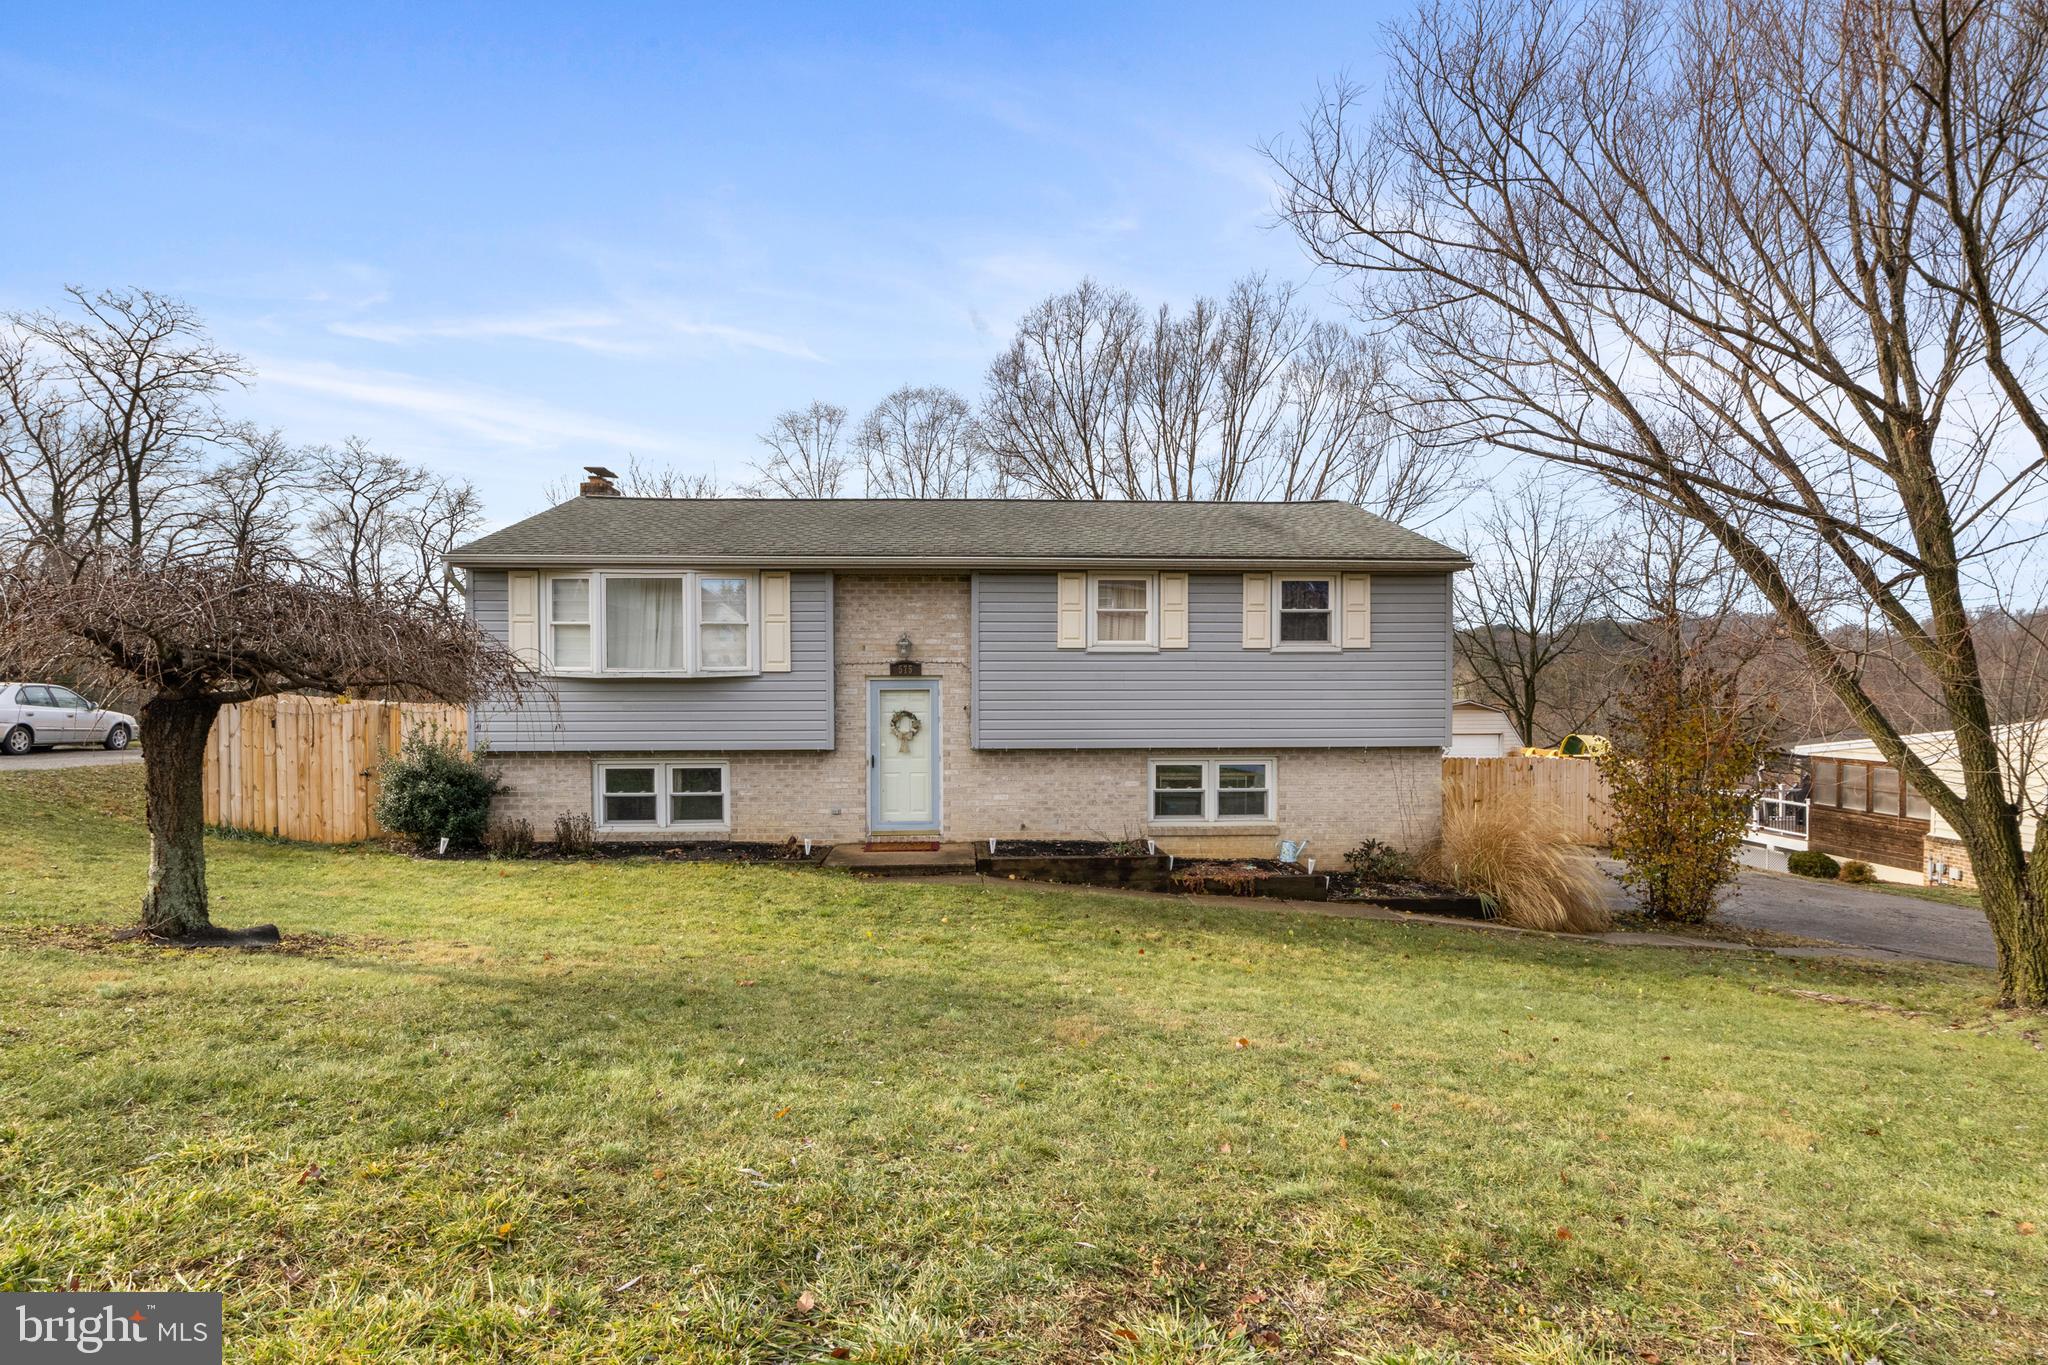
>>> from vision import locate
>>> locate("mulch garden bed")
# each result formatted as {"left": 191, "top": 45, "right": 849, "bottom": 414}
{"left": 1164, "top": 858, "right": 1333, "bottom": 900}
{"left": 420, "top": 838, "right": 832, "bottom": 864}
{"left": 1326, "top": 872, "right": 1490, "bottom": 917}
{"left": 990, "top": 838, "right": 1149, "bottom": 857}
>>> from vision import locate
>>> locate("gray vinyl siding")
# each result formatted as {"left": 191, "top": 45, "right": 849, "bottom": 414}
{"left": 469, "top": 570, "right": 835, "bottom": 751}
{"left": 971, "top": 572, "right": 1452, "bottom": 749}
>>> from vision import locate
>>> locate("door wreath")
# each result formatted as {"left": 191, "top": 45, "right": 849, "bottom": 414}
{"left": 888, "top": 708, "right": 923, "bottom": 753}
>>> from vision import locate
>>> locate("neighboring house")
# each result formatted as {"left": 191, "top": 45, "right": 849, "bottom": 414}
{"left": 1448, "top": 699, "right": 1525, "bottom": 758}
{"left": 1749, "top": 722, "right": 2046, "bottom": 887}
{"left": 447, "top": 480, "right": 1468, "bottom": 856}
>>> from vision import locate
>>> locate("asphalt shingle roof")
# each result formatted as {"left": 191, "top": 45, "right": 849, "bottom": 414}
{"left": 450, "top": 497, "right": 1466, "bottom": 569}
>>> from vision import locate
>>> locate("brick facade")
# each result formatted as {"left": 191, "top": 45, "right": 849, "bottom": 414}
{"left": 1923, "top": 835, "right": 1975, "bottom": 889}
{"left": 490, "top": 573, "right": 1444, "bottom": 856}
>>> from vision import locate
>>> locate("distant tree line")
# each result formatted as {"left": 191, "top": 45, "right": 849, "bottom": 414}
{"left": 593, "top": 273, "right": 1471, "bottom": 526}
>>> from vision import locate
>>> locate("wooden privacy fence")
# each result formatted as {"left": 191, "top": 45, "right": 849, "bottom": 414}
{"left": 1443, "top": 755, "right": 1614, "bottom": 845}
{"left": 203, "top": 695, "right": 468, "bottom": 844}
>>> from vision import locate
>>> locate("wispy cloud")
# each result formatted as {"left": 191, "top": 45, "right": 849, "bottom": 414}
{"left": 252, "top": 357, "right": 680, "bottom": 453}
{"left": 330, "top": 305, "right": 823, "bottom": 361}
{"left": 330, "top": 309, "right": 645, "bottom": 355}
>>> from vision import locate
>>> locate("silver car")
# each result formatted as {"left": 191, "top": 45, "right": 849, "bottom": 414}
{"left": 0, "top": 683, "right": 138, "bottom": 756}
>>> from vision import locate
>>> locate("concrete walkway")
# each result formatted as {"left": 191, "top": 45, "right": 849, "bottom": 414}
{"left": 0, "top": 748, "right": 142, "bottom": 772}
{"left": 822, "top": 842, "right": 979, "bottom": 875}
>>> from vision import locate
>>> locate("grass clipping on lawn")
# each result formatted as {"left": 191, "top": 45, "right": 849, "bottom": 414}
{"left": 1422, "top": 794, "right": 1612, "bottom": 932}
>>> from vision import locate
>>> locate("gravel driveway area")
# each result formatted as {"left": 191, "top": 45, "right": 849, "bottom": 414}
{"left": 0, "top": 748, "right": 143, "bottom": 772}
{"left": 1605, "top": 859, "right": 1996, "bottom": 967}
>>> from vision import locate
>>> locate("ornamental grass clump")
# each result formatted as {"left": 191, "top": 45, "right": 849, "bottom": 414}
{"left": 1421, "top": 795, "right": 1612, "bottom": 932}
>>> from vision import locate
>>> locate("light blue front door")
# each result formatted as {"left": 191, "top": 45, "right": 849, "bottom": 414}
{"left": 869, "top": 679, "right": 941, "bottom": 832}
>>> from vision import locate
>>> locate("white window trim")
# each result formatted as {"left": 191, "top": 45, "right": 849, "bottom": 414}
{"left": 1271, "top": 574, "right": 1339, "bottom": 653}
{"left": 540, "top": 570, "right": 761, "bottom": 678}
{"left": 593, "top": 760, "right": 733, "bottom": 832}
{"left": 1147, "top": 757, "right": 1278, "bottom": 826}
{"left": 1086, "top": 571, "right": 1158, "bottom": 652}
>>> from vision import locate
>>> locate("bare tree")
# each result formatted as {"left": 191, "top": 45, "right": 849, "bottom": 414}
{"left": 981, "top": 279, "right": 1144, "bottom": 500}
{"left": 304, "top": 438, "right": 433, "bottom": 598}
{"left": 182, "top": 428, "right": 308, "bottom": 574}
{"left": 1273, "top": 0, "right": 2048, "bottom": 1003}
{"left": 1456, "top": 478, "right": 1614, "bottom": 745}
{"left": 0, "top": 556, "right": 517, "bottom": 941}
{"left": 0, "top": 288, "right": 245, "bottom": 556}
{"left": 981, "top": 274, "right": 1470, "bottom": 517}
{"left": 853, "top": 386, "right": 988, "bottom": 497}
{"left": 397, "top": 478, "right": 485, "bottom": 614}
{"left": 0, "top": 292, "right": 518, "bottom": 941}
{"left": 746, "top": 401, "right": 850, "bottom": 498}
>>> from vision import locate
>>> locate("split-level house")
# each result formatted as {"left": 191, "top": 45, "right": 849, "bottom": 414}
{"left": 447, "top": 476, "right": 1468, "bottom": 855}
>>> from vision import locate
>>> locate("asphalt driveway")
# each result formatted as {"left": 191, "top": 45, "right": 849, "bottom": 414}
{"left": 1604, "top": 860, "right": 1996, "bottom": 967}
{"left": 0, "top": 748, "right": 143, "bottom": 772}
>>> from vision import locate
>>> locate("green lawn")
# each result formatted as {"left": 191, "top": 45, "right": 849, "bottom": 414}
{"left": 1, "top": 769, "right": 2043, "bottom": 1363}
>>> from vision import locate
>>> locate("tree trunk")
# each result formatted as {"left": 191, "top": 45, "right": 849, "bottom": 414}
{"left": 139, "top": 695, "right": 222, "bottom": 937}
{"left": 1965, "top": 814, "right": 2048, "bottom": 1009}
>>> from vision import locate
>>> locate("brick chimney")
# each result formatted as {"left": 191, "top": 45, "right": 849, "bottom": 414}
{"left": 579, "top": 465, "right": 621, "bottom": 497}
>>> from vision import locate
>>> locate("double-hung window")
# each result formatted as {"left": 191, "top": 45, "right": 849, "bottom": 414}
{"left": 697, "top": 576, "right": 752, "bottom": 672}
{"left": 542, "top": 571, "right": 756, "bottom": 676}
{"left": 596, "top": 760, "right": 731, "bottom": 831}
{"left": 1089, "top": 574, "right": 1155, "bottom": 650}
{"left": 549, "top": 577, "right": 593, "bottom": 670}
{"left": 1275, "top": 576, "right": 1333, "bottom": 647}
{"left": 1149, "top": 758, "right": 1275, "bottom": 824}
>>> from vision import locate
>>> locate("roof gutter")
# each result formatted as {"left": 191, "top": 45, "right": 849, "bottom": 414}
{"left": 447, "top": 552, "right": 1474, "bottom": 572}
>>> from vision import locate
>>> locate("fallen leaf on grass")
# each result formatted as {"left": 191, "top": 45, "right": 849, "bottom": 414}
{"left": 1234, "top": 1037, "right": 1250, "bottom": 1048}
{"left": 795, "top": 1290, "right": 817, "bottom": 1313}
{"left": 2021, "top": 1222, "right": 2037, "bottom": 1236}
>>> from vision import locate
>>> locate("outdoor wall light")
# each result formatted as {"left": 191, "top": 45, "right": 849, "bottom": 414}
{"left": 896, "top": 633, "right": 913, "bottom": 659}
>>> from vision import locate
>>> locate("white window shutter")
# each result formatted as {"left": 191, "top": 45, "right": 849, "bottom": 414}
{"left": 507, "top": 571, "right": 540, "bottom": 666}
{"left": 1159, "top": 572, "right": 1189, "bottom": 649}
{"left": 1241, "top": 573, "right": 1271, "bottom": 649}
{"left": 1341, "top": 573, "right": 1372, "bottom": 648}
{"left": 761, "top": 571, "right": 792, "bottom": 672}
{"left": 1056, "top": 572, "right": 1086, "bottom": 648}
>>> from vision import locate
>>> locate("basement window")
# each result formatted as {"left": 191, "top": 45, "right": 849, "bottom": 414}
{"left": 595, "top": 761, "right": 732, "bottom": 832}
{"left": 1149, "top": 758, "right": 1276, "bottom": 825}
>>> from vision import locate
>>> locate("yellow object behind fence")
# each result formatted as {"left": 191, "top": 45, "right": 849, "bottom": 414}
{"left": 1522, "top": 733, "right": 1611, "bottom": 759}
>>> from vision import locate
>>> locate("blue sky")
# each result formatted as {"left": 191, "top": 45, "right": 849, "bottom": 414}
{"left": 2, "top": 2, "right": 1391, "bottom": 527}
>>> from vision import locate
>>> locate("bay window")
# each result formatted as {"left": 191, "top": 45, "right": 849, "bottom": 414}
{"left": 1149, "top": 757, "right": 1276, "bottom": 824}
{"left": 541, "top": 571, "right": 758, "bottom": 676}
{"left": 604, "top": 576, "right": 688, "bottom": 672}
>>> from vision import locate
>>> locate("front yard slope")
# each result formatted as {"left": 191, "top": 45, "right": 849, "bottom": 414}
{"left": 1, "top": 768, "right": 2042, "bottom": 1362}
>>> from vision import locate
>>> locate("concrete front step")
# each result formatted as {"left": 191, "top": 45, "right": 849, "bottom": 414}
{"left": 821, "top": 842, "right": 980, "bottom": 876}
